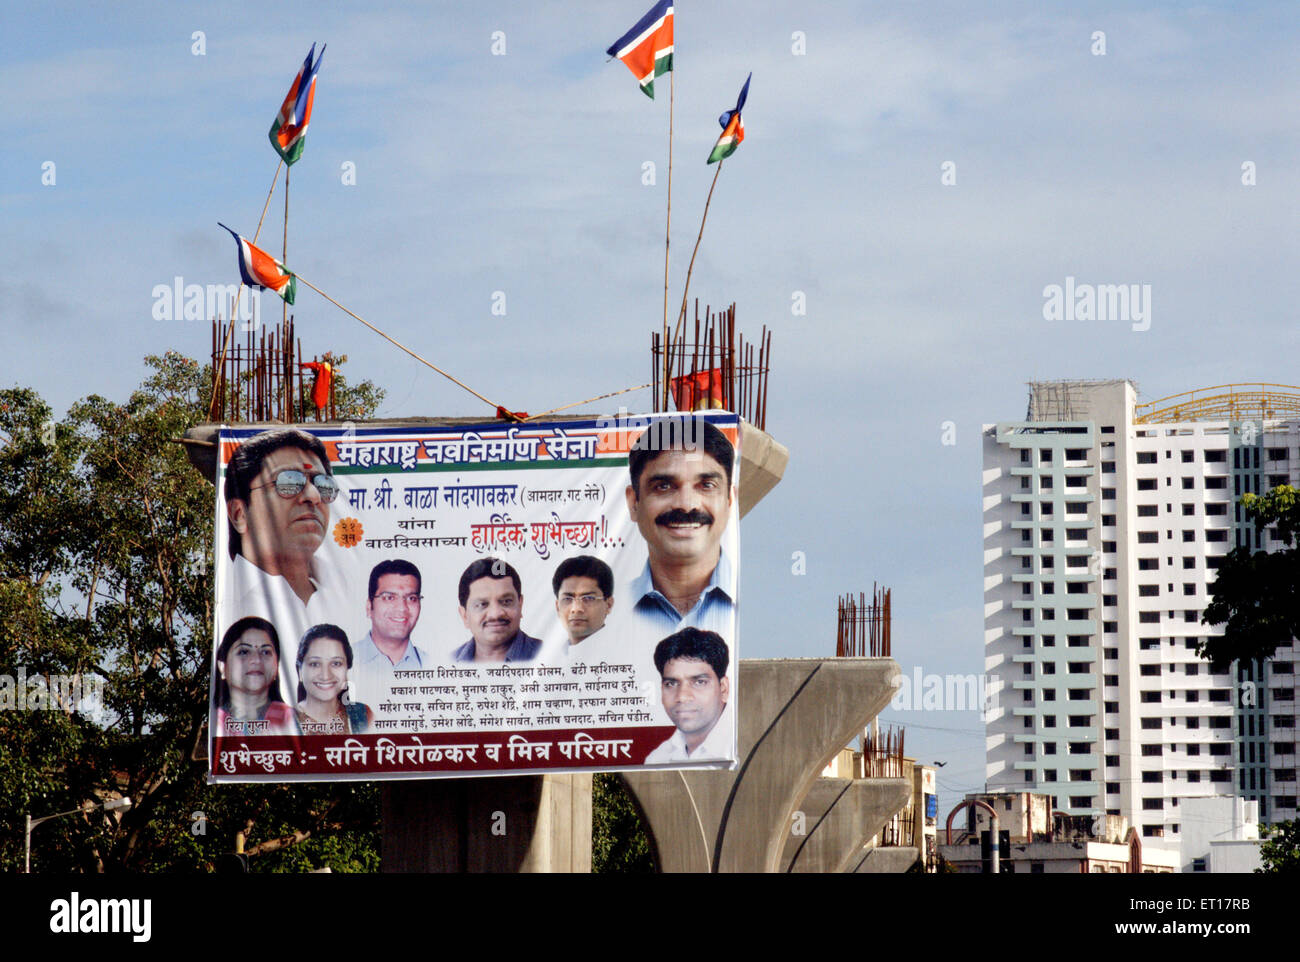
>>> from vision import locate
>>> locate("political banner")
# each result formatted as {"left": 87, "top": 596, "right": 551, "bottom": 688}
{"left": 208, "top": 412, "right": 740, "bottom": 782}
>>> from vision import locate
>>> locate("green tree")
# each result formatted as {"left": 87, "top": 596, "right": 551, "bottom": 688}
{"left": 592, "top": 773, "right": 655, "bottom": 873}
{"left": 1200, "top": 486, "right": 1300, "bottom": 672}
{"left": 1256, "top": 819, "right": 1300, "bottom": 873}
{"left": 1, "top": 351, "right": 385, "bottom": 872}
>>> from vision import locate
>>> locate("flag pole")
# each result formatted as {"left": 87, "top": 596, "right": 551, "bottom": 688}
{"left": 292, "top": 273, "right": 504, "bottom": 413}
{"left": 282, "top": 164, "right": 290, "bottom": 347}
{"left": 208, "top": 159, "right": 284, "bottom": 419}
{"left": 661, "top": 66, "right": 675, "bottom": 411}
{"left": 668, "top": 157, "right": 723, "bottom": 356}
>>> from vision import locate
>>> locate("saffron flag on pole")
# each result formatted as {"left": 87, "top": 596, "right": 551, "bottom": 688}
{"left": 707, "top": 72, "right": 750, "bottom": 164}
{"left": 671, "top": 368, "right": 726, "bottom": 411}
{"left": 607, "top": 1, "right": 674, "bottom": 99}
{"left": 268, "top": 43, "right": 325, "bottom": 165}
{"left": 218, "top": 224, "right": 297, "bottom": 305}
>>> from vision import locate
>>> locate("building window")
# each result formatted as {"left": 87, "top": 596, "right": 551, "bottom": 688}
{"left": 1137, "top": 452, "right": 1157, "bottom": 464}
{"left": 1142, "top": 798, "right": 1164, "bottom": 811}
{"left": 1138, "top": 505, "right": 1158, "bottom": 517}
{"left": 1106, "top": 755, "right": 1119, "bottom": 767}
{"left": 1138, "top": 478, "right": 1157, "bottom": 490}
{"left": 1141, "top": 717, "right": 1161, "bottom": 729}
{"left": 1141, "top": 745, "right": 1162, "bottom": 756}
{"left": 1182, "top": 477, "right": 1195, "bottom": 489}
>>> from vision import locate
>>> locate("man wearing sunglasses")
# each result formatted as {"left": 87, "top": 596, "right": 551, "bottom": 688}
{"left": 222, "top": 429, "right": 356, "bottom": 661}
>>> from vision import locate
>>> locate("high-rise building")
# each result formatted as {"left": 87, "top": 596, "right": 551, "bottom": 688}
{"left": 982, "top": 379, "right": 1300, "bottom": 843}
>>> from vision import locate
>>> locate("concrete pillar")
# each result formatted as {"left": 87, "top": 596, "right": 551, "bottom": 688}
{"left": 623, "top": 657, "right": 904, "bottom": 872}
{"left": 381, "top": 773, "right": 591, "bottom": 872}
{"left": 782, "top": 777, "right": 914, "bottom": 873}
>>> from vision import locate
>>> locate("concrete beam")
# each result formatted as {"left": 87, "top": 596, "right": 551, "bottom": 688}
{"left": 623, "top": 657, "right": 901, "bottom": 872}
{"left": 737, "top": 421, "right": 789, "bottom": 519}
{"left": 782, "top": 776, "right": 913, "bottom": 873}
{"left": 852, "top": 846, "right": 921, "bottom": 873}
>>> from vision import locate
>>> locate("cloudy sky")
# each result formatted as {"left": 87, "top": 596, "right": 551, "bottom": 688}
{"left": 3, "top": 1, "right": 1297, "bottom": 811}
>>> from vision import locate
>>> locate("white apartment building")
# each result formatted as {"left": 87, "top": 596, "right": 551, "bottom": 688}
{"left": 983, "top": 379, "right": 1300, "bottom": 844}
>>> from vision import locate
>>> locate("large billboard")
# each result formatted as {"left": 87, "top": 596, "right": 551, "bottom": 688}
{"left": 208, "top": 412, "right": 740, "bottom": 782}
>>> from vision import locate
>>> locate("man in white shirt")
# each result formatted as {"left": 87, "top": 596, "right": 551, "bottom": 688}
{"left": 542, "top": 555, "right": 615, "bottom": 663}
{"left": 643, "top": 627, "right": 733, "bottom": 765}
{"left": 221, "top": 429, "right": 359, "bottom": 688}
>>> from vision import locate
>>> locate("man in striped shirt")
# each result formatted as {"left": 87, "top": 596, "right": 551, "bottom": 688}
{"left": 625, "top": 417, "right": 736, "bottom": 637}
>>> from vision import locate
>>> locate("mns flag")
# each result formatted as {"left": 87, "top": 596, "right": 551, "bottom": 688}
{"left": 708, "top": 72, "right": 750, "bottom": 164}
{"left": 218, "top": 224, "right": 297, "bottom": 305}
{"left": 671, "top": 367, "right": 726, "bottom": 412}
{"left": 607, "top": 1, "right": 674, "bottom": 98}
{"left": 269, "top": 43, "right": 325, "bottom": 165}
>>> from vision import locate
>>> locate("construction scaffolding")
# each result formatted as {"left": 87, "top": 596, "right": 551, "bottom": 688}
{"left": 836, "top": 584, "right": 891, "bottom": 657}
{"left": 209, "top": 317, "right": 336, "bottom": 423}
{"left": 651, "top": 301, "right": 771, "bottom": 430}
{"left": 1134, "top": 383, "right": 1300, "bottom": 424}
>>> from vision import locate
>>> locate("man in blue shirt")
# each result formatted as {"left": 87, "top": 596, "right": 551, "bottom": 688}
{"left": 625, "top": 416, "right": 736, "bottom": 638}
{"left": 350, "top": 558, "right": 429, "bottom": 708}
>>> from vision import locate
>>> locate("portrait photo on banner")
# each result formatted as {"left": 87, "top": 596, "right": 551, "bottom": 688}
{"left": 207, "top": 413, "right": 740, "bottom": 782}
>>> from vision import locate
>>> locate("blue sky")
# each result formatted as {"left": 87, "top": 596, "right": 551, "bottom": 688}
{"left": 3, "top": 1, "right": 1298, "bottom": 812}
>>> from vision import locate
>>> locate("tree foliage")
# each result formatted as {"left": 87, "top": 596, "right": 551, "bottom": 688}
{"left": 0, "top": 352, "right": 384, "bottom": 872}
{"left": 1257, "top": 819, "right": 1300, "bottom": 874}
{"left": 592, "top": 774, "right": 655, "bottom": 873}
{"left": 1200, "top": 486, "right": 1300, "bottom": 672}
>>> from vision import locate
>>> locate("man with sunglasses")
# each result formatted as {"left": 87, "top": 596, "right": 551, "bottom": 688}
{"left": 222, "top": 429, "right": 357, "bottom": 666}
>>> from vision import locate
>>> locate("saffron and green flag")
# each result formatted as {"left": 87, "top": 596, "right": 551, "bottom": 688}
{"left": 708, "top": 72, "right": 749, "bottom": 164}
{"left": 218, "top": 224, "right": 297, "bottom": 305}
{"left": 607, "top": 1, "right": 674, "bottom": 99}
{"left": 269, "top": 43, "right": 325, "bottom": 165}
